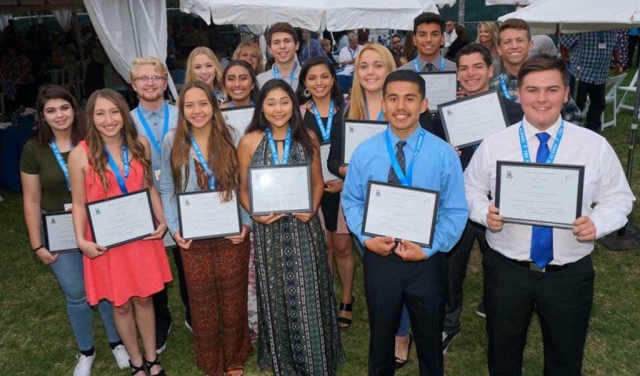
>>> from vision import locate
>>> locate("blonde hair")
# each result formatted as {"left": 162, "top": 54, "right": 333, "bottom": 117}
{"left": 130, "top": 56, "right": 169, "bottom": 82}
{"left": 476, "top": 22, "right": 499, "bottom": 53}
{"left": 231, "top": 41, "right": 264, "bottom": 74}
{"left": 185, "top": 47, "right": 226, "bottom": 98}
{"left": 348, "top": 44, "right": 396, "bottom": 120}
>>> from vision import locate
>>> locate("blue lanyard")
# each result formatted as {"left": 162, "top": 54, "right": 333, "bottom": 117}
{"left": 385, "top": 128, "right": 425, "bottom": 186}
{"left": 414, "top": 56, "right": 445, "bottom": 72}
{"left": 229, "top": 100, "right": 254, "bottom": 108}
{"left": 273, "top": 63, "right": 297, "bottom": 85}
{"left": 518, "top": 120, "right": 564, "bottom": 163}
{"left": 136, "top": 103, "right": 169, "bottom": 155}
{"left": 265, "top": 127, "right": 292, "bottom": 165}
{"left": 103, "top": 144, "right": 129, "bottom": 194}
{"left": 189, "top": 132, "right": 215, "bottom": 189}
{"left": 499, "top": 74, "right": 519, "bottom": 103}
{"left": 311, "top": 100, "right": 334, "bottom": 142}
{"left": 364, "top": 97, "right": 384, "bottom": 121}
{"left": 349, "top": 47, "right": 357, "bottom": 58}
{"left": 49, "top": 141, "right": 73, "bottom": 191}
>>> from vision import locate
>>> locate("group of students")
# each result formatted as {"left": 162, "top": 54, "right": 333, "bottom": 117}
{"left": 20, "top": 10, "right": 634, "bottom": 376}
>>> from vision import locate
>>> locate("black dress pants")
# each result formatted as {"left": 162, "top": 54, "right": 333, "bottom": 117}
{"left": 363, "top": 250, "right": 447, "bottom": 376}
{"left": 483, "top": 248, "right": 594, "bottom": 376}
{"left": 570, "top": 75, "right": 606, "bottom": 133}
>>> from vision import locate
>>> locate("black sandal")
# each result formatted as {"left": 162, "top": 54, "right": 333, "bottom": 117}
{"left": 338, "top": 296, "right": 355, "bottom": 329}
{"left": 144, "top": 355, "right": 166, "bottom": 376}
{"left": 129, "top": 360, "right": 146, "bottom": 376}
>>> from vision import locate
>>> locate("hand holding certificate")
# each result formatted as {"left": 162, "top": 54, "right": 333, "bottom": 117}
{"left": 420, "top": 72, "right": 457, "bottom": 111}
{"left": 248, "top": 164, "right": 313, "bottom": 216}
{"left": 438, "top": 90, "right": 509, "bottom": 148}
{"left": 342, "top": 120, "right": 388, "bottom": 164}
{"left": 43, "top": 212, "right": 78, "bottom": 253}
{"left": 178, "top": 190, "right": 242, "bottom": 240}
{"left": 221, "top": 106, "right": 255, "bottom": 136}
{"left": 362, "top": 181, "right": 439, "bottom": 247}
{"left": 495, "top": 161, "right": 584, "bottom": 228}
{"left": 86, "top": 189, "right": 156, "bottom": 248}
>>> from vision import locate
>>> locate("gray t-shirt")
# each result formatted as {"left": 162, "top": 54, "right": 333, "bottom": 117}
{"left": 257, "top": 64, "right": 301, "bottom": 91}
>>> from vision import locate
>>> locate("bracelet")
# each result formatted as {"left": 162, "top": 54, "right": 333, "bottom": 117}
{"left": 32, "top": 245, "right": 44, "bottom": 252}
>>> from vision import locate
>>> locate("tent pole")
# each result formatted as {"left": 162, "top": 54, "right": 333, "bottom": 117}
{"left": 127, "top": 0, "right": 143, "bottom": 57}
{"left": 71, "top": 0, "right": 84, "bottom": 61}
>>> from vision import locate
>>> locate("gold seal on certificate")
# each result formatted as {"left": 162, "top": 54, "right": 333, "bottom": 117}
{"left": 42, "top": 212, "right": 78, "bottom": 253}
{"left": 438, "top": 90, "right": 509, "bottom": 148}
{"left": 177, "top": 190, "right": 242, "bottom": 240}
{"left": 342, "top": 120, "right": 388, "bottom": 165}
{"left": 495, "top": 161, "right": 585, "bottom": 229}
{"left": 320, "top": 142, "right": 340, "bottom": 181}
{"left": 86, "top": 189, "right": 156, "bottom": 248}
{"left": 221, "top": 105, "right": 255, "bottom": 136}
{"left": 362, "top": 181, "right": 439, "bottom": 247}
{"left": 419, "top": 71, "right": 457, "bottom": 111}
{"left": 248, "top": 164, "right": 312, "bottom": 216}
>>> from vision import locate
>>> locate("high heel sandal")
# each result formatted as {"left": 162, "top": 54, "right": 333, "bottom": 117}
{"left": 129, "top": 360, "right": 146, "bottom": 376}
{"left": 144, "top": 355, "right": 166, "bottom": 376}
{"left": 338, "top": 295, "right": 355, "bottom": 329}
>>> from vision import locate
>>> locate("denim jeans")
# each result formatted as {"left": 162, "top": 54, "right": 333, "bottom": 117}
{"left": 49, "top": 250, "right": 120, "bottom": 351}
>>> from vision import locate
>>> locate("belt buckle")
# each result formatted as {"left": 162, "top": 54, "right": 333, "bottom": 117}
{"left": 529, "top": 263, "right": 546, "bottom": 273}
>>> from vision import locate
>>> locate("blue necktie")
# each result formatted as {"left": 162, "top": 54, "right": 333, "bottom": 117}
{"left": 530, "top": 132, "right": 553, "bottom": 268}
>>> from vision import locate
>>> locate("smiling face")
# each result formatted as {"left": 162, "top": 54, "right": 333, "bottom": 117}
{"left": 224, "top": 65, "right": 254, "bottom": 103}
{"left": 498, "top": 28, "right": 532, "bottom": 67}
{"left": 457, "top": 52, "right": 493, "bottom": 96}
{"left": 268, "top": 31, "right": 298, "bottom": 65}
{"left": 357, "top": 49, "right": 388, "bottom": 94}
{"left": 43, "top": 98, "right": 74, "bottom": 133}
{"left": 93, "top": 97, "right": 123, "bottom": 139}
{"left": 413, "top": 22, "right": 444, "bottom": 61}
{"left": 192, "top": 53, "right": 217, "bottom": 88}
{"left": 131, "top": 64, "right": 167, "bottom": 104}
{"left": 183, "top": 87, "right": 213, "bottom": 130}
{"left": 262, "top": 87, "right": 293, "bottom": 129}
{"left": 239, "top": 47, "right": 260, "bottom": 71}
{"left": 478, "top": 25, "right": 492, "bottom": 44}
{"left": 517, "top": 69, "right": 569, "bottom": 131}
{"left": 304, "top": 64, "right": 334, "bottom": 101}
{"left": 382, "top": 80, "right": 428, "bottom": 138}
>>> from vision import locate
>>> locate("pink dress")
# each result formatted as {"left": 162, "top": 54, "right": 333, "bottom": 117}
{"left": 79, "top": 141, "right": 172, "bottom": 307}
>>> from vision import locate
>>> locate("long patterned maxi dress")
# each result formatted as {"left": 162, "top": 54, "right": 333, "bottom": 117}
{"left": 252, "top": 136, "right": 345, "bottom": 375}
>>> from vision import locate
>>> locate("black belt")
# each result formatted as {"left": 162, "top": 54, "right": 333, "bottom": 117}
{"left": 505, "top": 257, "right": 572, "bottom": 273}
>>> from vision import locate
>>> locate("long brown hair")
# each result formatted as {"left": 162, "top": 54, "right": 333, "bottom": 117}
{"left": 171, "top": 81, "right": 238, "bottom": 202}
{"left": 85, "top": 89, "right": 152, "bottom": 192}
{"left": 34, "top": 84, "right": 86, "bottom": 147}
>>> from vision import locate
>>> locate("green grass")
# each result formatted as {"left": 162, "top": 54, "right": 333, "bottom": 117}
{"left": 1, "top": 69, "right": 640, "bottom": 375}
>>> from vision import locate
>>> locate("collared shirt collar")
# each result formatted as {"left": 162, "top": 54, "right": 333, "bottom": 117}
{"left": 387, "top": 124, "right": 422, "bottom": 153}
{"left": 522, "top": 115, "right": 562, "bottom": 143}
{"left": 138, "top": 101, "right": 166, "bottom": 120}
{"left": 416, "top": 55, "right": 442, "bottom": 71}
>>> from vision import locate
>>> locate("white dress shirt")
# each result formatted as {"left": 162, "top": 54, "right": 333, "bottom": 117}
{"left": 338, "top": 45, "right": 362, "bottom": 64}
{"left": 464, "top": 116, "right": 634, "bottom": 265}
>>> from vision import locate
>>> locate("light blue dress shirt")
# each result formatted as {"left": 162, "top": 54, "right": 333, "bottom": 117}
{"left": 342, "top": 126, "right": 468, "bottom": 258}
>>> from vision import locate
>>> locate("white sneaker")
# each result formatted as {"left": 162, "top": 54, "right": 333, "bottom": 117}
{"left": 111, "top": 344, "right": 130, "bottom": 370}
{"left": 73, "top": 353, "right": 95, "bottom": 376}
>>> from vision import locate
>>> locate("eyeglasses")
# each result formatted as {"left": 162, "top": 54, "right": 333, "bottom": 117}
{"left": 134, "top": 75, "right": 165, "bottom": 84}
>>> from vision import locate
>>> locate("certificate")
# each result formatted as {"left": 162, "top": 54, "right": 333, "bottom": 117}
{"left": 86, "top": 189, "right": 156, "bottom": 248}
{"left": 438, "top": 90, "right": 509, "bottom": 148}
{"left": 495, "top": 161, "right": 584, "bottom": 228}
{"left": 248, "top": 164, "right": 312, "bottom": 216}
{"left": 221, "top": 105, "right": 255, "bottom": 136}
{"left": 177, "top": 190, "right": 242, "bottom": 240}
{"left": 320, "top": 142, "right": 340, "bottom": 182}
{"left": 342, "top": 120, "right": 388, "bottom": 164}
{"left": 362, "top": 181, "right": 439, "bottom": 247}
{"left": 419, "top": 72, "right": 458, "bottom": 111}
{"left": 42, "top": 212, "right": 78, "bottom": 253}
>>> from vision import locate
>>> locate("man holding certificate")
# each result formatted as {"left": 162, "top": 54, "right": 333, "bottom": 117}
{"left": 464, "top": 55, "right": 634, "bottom": 375}
{"left": 343, "top": 70, "right": 468, "bottom": 375}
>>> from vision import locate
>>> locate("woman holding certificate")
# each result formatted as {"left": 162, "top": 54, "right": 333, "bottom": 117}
{"left": 68, "top": 89, "right": 172, "bottom": 376}
{"left": 237, "top": 79, "right": 345, "bottom": 374}
{"left": 159, "top": 80, "right": 252, "bottom": 376}
{"left": 296, "top": 56, "right": 356, "bottom": 329}
{"left": 20, "top": 85, "right": 129, "bottom": 375}
{"left": 185, "top": 47, "right": 227, "bottom": 105}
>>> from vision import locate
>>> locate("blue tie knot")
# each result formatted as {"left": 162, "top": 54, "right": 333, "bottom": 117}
{"left": 536, "top": 132, "right": 550, "bottom": 144}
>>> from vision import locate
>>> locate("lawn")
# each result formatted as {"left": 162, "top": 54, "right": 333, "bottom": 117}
{"left": 1, "top": 71, "right": 640, "bottom": 375}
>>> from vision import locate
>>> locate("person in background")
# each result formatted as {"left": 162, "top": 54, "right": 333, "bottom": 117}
{"left": 338, "top": 32, "right": 363, "bottom": 66}
{"left": 20, "top": 84, "right": 130, "bottom": 376}
{"left": 389, "top": 34, "right": 405, "bottom": 67}
{"left": 445, "top": 24, "right": 470, "bottom": 60}
{"left": 320, "top": 38, "right": 339, "bottom": 67}
{"left": 256, "top": 22, "right": 301, "bottom": 90}
{"left": 300, "top": 29, "right": 324, "bottom": 63}
{"left": 232, "top": 41, "right": 265, "bottom": 74}
{"left": 338, "top": 30, "right": 353, "bottom": 50}
{"left": 476, "top": 22, "right": 501, "bottom": 78}
{"left": 612, "top": 29, "right": 629, "bottom": 69}
{"left": 185, "top": 47, "right": 227, "bottom": 105}
{"left": 627, "top": 28, "right": 639, "bottom": 69}
{"left": 444, "top": 20, "right": 457, "bottom": 48}
{"left": 530, "top": 35, "right": 559, "bottom": 58}
{"left": 403, "top": 31, "right": 416, "bottom": 63}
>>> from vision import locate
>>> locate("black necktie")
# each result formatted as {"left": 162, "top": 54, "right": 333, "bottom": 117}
{"left": 424, "top": 62, "right": 436, "bottom": 72}
{"left": 388, "top": 141, "right": 407, "bottom": 184}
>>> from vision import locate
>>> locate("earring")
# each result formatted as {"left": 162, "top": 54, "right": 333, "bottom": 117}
{"left": 303, "top": 88, "right": 311, "bottom": 98}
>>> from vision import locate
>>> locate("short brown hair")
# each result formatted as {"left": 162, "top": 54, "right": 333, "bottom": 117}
{"left": 266, "top": 22, "right": 298, "bottom": 46}
{"left": 518, "top": 54, "right": 569, "bottom": 87}
{"left": 498, "top": 18, "right": 531, "bottom": 43}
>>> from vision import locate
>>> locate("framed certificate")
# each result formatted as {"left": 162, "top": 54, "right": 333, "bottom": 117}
{"left": 419, "top": 71, "right": 458, "bottom": 111}
{"left": 86, "top": 189, "right": 156, "bottom": 248}
{"left": 362, "top": 181, "right": 439, "bottom": 247}
{"left": 495, "top": 161, "right": 584, "bottom": 229}
{"left": 177, "top": 190, "right": 242, "bottom": 240}
{"left": 42, "top": 211, "right": 78, "bottom": 253}
{"left": 221, "top": 105, "right": 255, "bottom": 136}
{"left": 438, "top": 90, "right": 509, "bottom": 148}
{"left": 248, "top": 164, "right": 312, "bottom": 216}
{"left": 320, "top": 142, "right": 340, "bottom": 182}
{"left": 342, "top": 120, "right": 388, "bottom": 164}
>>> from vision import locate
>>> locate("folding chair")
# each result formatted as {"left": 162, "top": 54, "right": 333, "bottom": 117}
{"left": 617, "top": 69, "right": 638, "bottom": 113}
{"left": 602, "top": 73, "right": 627, "bottom": 130}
